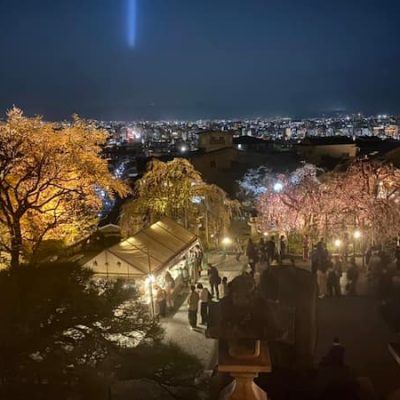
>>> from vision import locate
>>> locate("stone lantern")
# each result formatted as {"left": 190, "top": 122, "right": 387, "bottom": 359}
{"left": 207, "top": 273, "right": 295, "bottom": 400}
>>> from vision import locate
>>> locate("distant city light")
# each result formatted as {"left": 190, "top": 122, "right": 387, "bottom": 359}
{"left": 273, "top": 182, "right": 283, "bottom": 192}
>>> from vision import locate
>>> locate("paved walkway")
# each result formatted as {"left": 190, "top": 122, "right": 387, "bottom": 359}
{"left": 315, "top": 270, "right": 399, "bottom": 398}
{"left": 163, "top": 255, "right": 400, "bottom": 397}
{"left": 162, "top": 253, "right": 244, "bottom": 369}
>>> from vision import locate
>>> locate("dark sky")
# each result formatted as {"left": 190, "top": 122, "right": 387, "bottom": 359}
{"left": 1, "top": 0, "right": 400, "bottom": 120}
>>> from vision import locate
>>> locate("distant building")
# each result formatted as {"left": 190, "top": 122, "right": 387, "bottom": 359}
{"left": 198, "top": 131, "right": 233, "bottom": 152}
{"left": 295, "top": 136, "right": 358, "bottom": 164}
{"left": 189, "top": 132, "right": 298, "bottom": 195}
{"left": 385, "top": 125, "right": 399, "bottom": 139}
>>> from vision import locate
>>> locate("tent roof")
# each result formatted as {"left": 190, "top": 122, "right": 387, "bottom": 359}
{"left": 106, "top": 218, "right": 197, "bottom": 276}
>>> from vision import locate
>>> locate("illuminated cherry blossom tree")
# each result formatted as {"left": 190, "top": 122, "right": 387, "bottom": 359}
{"left": 257, "top": 160, "right": 400, "bottom": 246}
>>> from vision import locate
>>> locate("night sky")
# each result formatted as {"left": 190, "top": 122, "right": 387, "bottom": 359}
{"left": 1, "top": 0, "right": 400, "bottom": 120}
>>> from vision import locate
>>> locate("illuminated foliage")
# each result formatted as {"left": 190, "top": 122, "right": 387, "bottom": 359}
{"left": 257, "top": 161, "right": 400, "bottom": 245}
{"left": 120, "top": 158, "right": 240, "bottom": 241}
{"left": 327, "top": 160, "right": 400, "bottom": 242}
{"left": 0, "top": 108, "right": 129, "bottom": 267}
{"left": 257, "top": 164, "right": 323, "bottom": 236}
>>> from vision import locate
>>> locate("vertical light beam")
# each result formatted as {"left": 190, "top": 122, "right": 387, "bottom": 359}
{"left": 127, "top": 0, "right": 136, "bottom": 48}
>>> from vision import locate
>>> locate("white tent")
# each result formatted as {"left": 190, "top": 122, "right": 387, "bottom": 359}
{"left": 83, "top": 218, "right": 198, "bottom": 279}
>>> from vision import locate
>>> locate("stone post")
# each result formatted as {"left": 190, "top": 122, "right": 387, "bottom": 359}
{"left": 217, "top": 339, "right": 271, "bottom": 400}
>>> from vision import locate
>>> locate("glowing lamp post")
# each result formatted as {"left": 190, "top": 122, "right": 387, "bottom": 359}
{"left": 334, "top": 239, "right": 342, "bottom": 252}
{"left": 273, "top": 182, "right": 283, "bottom": 192}
{"left": 353, "top": 230, "right": 363, "bottom": 267}
{"left": 222, "top": 236, "right": 232, "bottom": 258}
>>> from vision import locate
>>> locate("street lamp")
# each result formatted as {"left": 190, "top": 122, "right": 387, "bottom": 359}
{"left": 221, "top": 236, "right": 232, "bottom": 258}
{"left": 353, "top": 230, "right": 363, "bottom": 267}
{"left": 273, "top": 182, "right": 283, "bottom": 192}
{"left": 222, "top": 237, "right": 232, "bottom": 246}
{"left": 263, "top": 231, "right": 268, "bottom": 237}
{"left": 334, "top": 239, "right": 342, "bottom": 248}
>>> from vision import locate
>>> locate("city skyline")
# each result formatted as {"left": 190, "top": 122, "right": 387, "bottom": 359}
{"left": 1, "top": 0, "right": 400, "bottom": 120}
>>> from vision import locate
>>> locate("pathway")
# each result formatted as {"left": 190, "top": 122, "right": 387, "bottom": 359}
{"left": 316, "top": 273, "right": 400, "bottom": 399}
{"left": 162, "top": 253, "right": 244, "bottom": 369}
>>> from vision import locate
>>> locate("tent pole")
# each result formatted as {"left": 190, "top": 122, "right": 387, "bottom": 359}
{"left": 147, "top": 247, "right": 155, "bottom": 320}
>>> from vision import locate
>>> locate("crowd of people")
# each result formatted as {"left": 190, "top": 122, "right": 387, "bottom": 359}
{"left": 311, "top": 238, "right": 400, "bottom": 301}
{"left": 310, "top": 240, "right": 360, "bottom": 299}
{"left": 187, "top": 264, "right": 229, "bottom": 329}
{"left": 245, "top": 235, "right": 287, "bottom": 272}
{"left": 160, "top": 235, "right": 400, "bottom": 335}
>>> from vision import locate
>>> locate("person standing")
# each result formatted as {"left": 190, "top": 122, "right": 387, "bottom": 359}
{"left": 317, "top": 260, "right": 328, "bottom": 299}
{"left": 164, "top": 271, "right": 175, "bottom": 311}
{"left": 197, "top": 283, "right": 211, "bottom": 325}
{"left": 187, "top": 285, "right": 199, "bottom": 329}
{"left": 279, "top": 235, "right": 286, "bottom": 264}
{"left": 327, "top": 262, "right": 338, "bottom": 297}
{"left": 320, "top": 337, "right": 346, "bottom": 367}
{"left": 208, "top": 264, "right": 221, "bottom": 299}
{"left": 155, "top": 285, "right": 167, "bottom": 318}
{"left": 258, "top": 238, "right": 267, "bottom": 262}
{"left": 246, "top": 238, "right": 257, "bottom": 272}
{"left": 347, "top": 257, "right": 359, "bottom": 295}
{"left": 218, "top": 276, "right": 229, "bottom": 299}
{"left": 235, "top": 238, "right": 243, "bottom": 261}
{"left": 267, "top": 236, "right": 276, "bottom": 265}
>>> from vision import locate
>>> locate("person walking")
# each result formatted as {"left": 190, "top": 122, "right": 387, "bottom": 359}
{"left": 218, "top": 276, "right": 228, "bottom": 299}
{"left": 197, "top": 283, "right": 211, "bottom": 325}
{"left": 208, "top": 264, "right": 221, "bottom": 299}
{"left": 164, "top": 271, "right": 175, "bottom": 311}
{"left": 333, "top": 256, "right": 343, "bottom": 296}
{"left": 187, "top": 285, "right": 199, "bottom": 329}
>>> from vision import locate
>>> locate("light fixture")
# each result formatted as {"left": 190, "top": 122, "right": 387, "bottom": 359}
{"left": 145, "top": 274, "right": 155, "bottom": 285}
{"left": 221, "top": 237, "right": 232, "bottom": 246}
